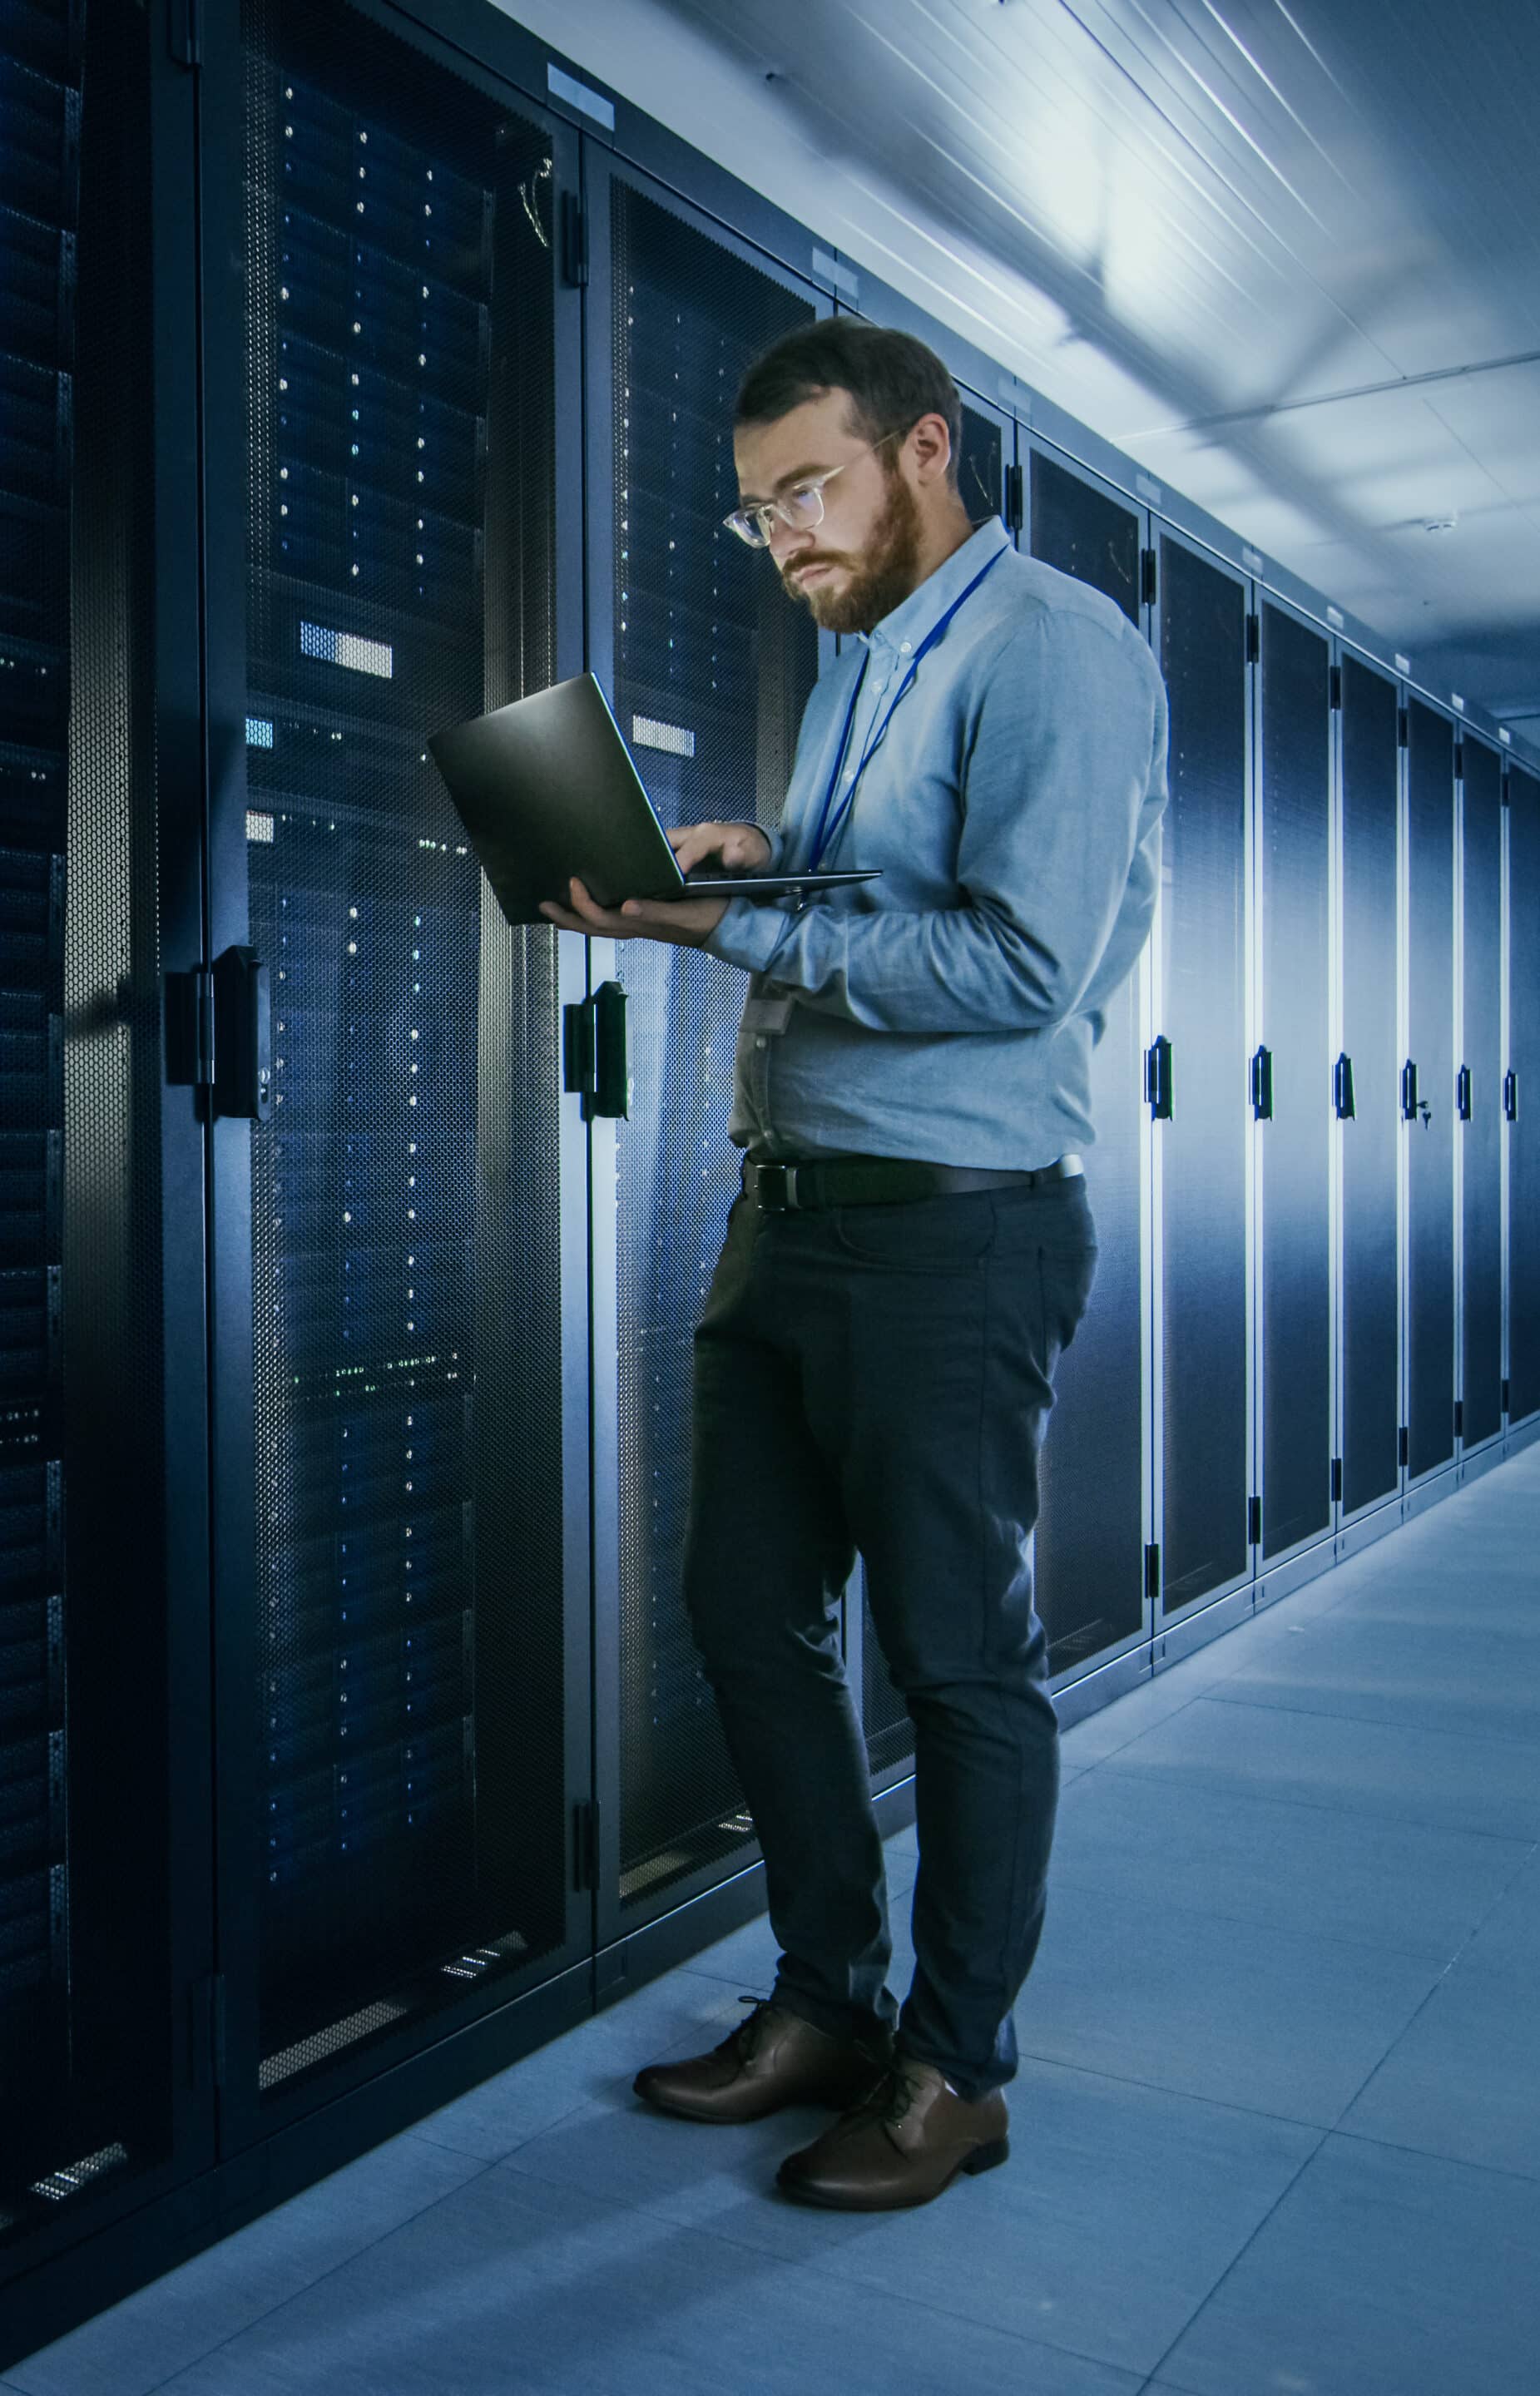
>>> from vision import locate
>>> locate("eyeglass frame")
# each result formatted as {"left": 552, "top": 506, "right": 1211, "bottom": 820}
{"left": 722, "top": 426, "right": 907, "bottom": 551}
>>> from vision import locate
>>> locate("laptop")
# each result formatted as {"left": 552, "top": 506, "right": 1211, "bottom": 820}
{"left": 428, "top": 672, "right": 879, "bottom": 927}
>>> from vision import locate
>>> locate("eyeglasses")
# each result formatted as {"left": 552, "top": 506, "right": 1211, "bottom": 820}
{"left": 723, "top": 428, "right": 904, "bottom": 550}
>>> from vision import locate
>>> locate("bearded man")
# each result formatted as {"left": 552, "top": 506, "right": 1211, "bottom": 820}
{"left": 542, "top": 320, "right": 1169, "bottom": 2212}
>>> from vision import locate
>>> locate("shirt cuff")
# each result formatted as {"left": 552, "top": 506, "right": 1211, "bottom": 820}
{"left": 702, "top": 898, "right": 792, "bottom": 974}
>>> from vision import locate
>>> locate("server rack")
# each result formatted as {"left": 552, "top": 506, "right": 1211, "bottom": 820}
{"left": 1336, "top": 651, "right": 1403, "bottom": 1519}
{"left": 1404, "top": 700, "right": 1458, "bottom": 1485}
{"left": 1254, "top": 599, "right": 1334, "bottom": 1564}
{"left": 199, "top": 0, "right": 592, "bottom": 2149}
{"left": 1148, "top": 531, "right": 1255, "bottom": 1625}
{"left": 1459, "top": 736, "right": 1504, "bottom": 1451}
{"left": 581, "top": 151, "right": 826, "bottom": 1954}
{"left": 1022, "top": 443, "right": 1151, "bottom": 1684}
{"left": 0, "top": 0, "right": 215, "bottom": 2332}
{"left": 1509, "top": 765, "right": 1540, "bottom": 1423}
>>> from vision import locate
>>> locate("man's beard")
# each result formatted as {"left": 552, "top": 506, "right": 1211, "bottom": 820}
{"left": 780, "top": 466, "right": 924, "bottom": 635}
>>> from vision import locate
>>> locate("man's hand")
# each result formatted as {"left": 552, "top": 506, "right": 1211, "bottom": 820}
{"left": 537, "top": 820, "right": 771, "bottom": 946}
{"left": 538, "top": 877, "right": 729, "bottom": 947}
{"left": 666, "top": 820, "right": 772, "bottom": 875}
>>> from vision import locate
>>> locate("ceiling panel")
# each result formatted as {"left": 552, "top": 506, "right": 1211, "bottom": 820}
{"left": 499, "top": 0, "right": 1540, "bottom": 729}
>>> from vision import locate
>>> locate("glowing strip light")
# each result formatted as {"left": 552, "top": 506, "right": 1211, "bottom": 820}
{"left": 300, "top": 622, "right": 393, "bottom": 679}
{"left": 632, "top": 715, "right": 695, "bottom": 758}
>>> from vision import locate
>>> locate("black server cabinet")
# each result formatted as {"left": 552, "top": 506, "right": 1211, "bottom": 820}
{"left": 200, "top": 0, "right": 591, "bottom": 2144}
{"left": 1510, "top": 765, "right": 1540, "bottom": 1424}
{"left": 1405, "top": 700, "right": 1457, "bottom": 1483}
{"left": 1338, "top": 654, "right": 1400, "bottom": 1516}
{"left": 1024, "top": 446, "right": 1147, "bottom": 1672}
{"left": 1153, "top": 534, "right": 1251, "bottom": 1614}
{"left": 583, "top": 157, "right": 824, "bottom": 1941}
{"left": 1459, "top": 737, "right": 1503, "bottom": 1450}
{"left": 1256, "top": 602, "right": 1332, "bottom": 1557}
{"left": 1, "top": 0, "right": 215, "bottom": 2346}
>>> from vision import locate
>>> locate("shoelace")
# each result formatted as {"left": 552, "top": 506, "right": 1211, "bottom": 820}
{"left": 727, "top": 1994, "right": 776, "bottom": 2062}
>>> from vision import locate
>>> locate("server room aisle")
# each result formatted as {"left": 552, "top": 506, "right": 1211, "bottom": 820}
{"left": 11, "top": 1443, "right": 1540, "bottom": 2396}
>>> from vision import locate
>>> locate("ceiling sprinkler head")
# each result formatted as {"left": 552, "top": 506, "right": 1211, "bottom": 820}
{"left": 1423, "top": 514, "right": 1458, "bottom": 535}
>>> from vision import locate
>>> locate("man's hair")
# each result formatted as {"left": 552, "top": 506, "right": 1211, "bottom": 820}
{"left": 734, "top": 320, "right": 962, "bottom": 488}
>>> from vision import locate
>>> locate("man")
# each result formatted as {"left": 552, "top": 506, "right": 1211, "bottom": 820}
{"left": 541, "top": 321, "right": 1168, "bottom": 2212}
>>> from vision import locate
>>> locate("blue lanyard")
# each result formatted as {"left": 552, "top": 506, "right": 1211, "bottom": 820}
{"left": 804, "top": 540, "right": 1008, "bottom": 873}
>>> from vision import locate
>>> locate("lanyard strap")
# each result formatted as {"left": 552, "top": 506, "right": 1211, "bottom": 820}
{"left": 805, "top": 539, "right": 1008, "bottom": 873}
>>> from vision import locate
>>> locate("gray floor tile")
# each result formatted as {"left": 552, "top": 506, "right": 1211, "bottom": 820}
{"left": 1211, "top": 1613, "right": 1540, "bottom": 1746}
{"left": 1096, "top": 1691, "right": 1540, "bottom": 1839}
{"left": 1337, "top": 1936, "right": 1540, "bottom": 2178}
{"left": 1153, "top": 2133, "right": 1540, "bottom": 2396}
{"left": 7, "top": 2132, "right": 488, "bottom": 2396}
{"left": 503, "top": 2056, "right": 1317, "bottom": 2380}
{"left": 412, "top": 1973, "right": 754, "bottom": 2162}
{"left": 151, "top": 2166, "right": 1144, "bottom": 2396}
{"left": 1013, "top": 1879, "right": 1440, "bottom": 2126}
{"left": 1051, "top": 1765, "right": 1530, "bottom": 1960}
{"left": 1458, "top": 1844, "right": 1540, "bottom": 1973}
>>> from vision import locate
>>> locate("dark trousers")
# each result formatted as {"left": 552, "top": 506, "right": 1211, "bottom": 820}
{"left": 681, "top": 1171, "right": 1097, "bottom": 2100}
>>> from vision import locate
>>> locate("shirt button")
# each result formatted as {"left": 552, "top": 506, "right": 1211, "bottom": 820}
{"left": 899, "top": 640, "right": 913, "bottom": 655}
{"left": 755, "top": 1036, "right": 767, "bottom": 1052}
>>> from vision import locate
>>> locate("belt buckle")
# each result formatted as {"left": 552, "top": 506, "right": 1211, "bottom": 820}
{"left": 755, "top": 1162, "right": 796, "bottom": 1211}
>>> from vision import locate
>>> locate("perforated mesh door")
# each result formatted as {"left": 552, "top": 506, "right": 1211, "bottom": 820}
{"left": 1339, "top": 657, "right": 1399, "bottom": 1512}
{"left": 242, "top": 0, "right": 567, "bottom": 2092}
{"left": 609, "top": 185, "right": 815, "bottom": 1911}
{"left": 1259, "top": 606, "right": 1330, "bottom": 1556}
{"left": 1406, "top": 700, "right": 1455, "bottom": 1480}
{"left": 1157, "top": 540, "right": 1249, "bottom": 1606}
{"left": 2, "top": 0, "right": 175, "bottom": 2242}
{"left": 1512, "top": 768, "right": 1540, "bottom": 1425}
{"left": 1460, "top": 740, "right": 1503, "bottom": 1448}
{"left": 1027, "top": 449, "right": 1145, "bottom": 1671}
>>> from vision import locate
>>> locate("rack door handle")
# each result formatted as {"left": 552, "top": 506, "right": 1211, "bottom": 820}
{"left": 1457, "top": 1065, "right": 1473, "bottom": 1121}
{"left": 1506, "top": 1069, "right": 1519, "bottom": 1122}
{"left": 1146, "top": 1035, "right": 1173, "bottom": 1121}
{"left": 1401, "top": 1059, "right": 1419, "bottom": 1122}
{"left": 1335, "top": 1052, "right": 1355, "bottom": 1120}
{"left": 563, "top": 980, "right": 631, "bottom": 1120}
{"left": 1250, "top": 1045, "right": 1274, "bottom": 1121}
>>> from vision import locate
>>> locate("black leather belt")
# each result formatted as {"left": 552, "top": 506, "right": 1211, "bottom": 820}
{"left": 742, "top": 1153, "right": 1084, "bottom": 1213}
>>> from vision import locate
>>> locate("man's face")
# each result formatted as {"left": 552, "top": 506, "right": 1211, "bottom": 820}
{"left": 732, "top": 389, "right": 923, "bottom": 636}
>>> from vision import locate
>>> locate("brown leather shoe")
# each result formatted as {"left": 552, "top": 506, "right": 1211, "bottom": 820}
{"left": 633, "top": 2001, "right": 893, "bottom": 2126}
{"left": 776, "top": 2057, "right": 1009, "bottom": 2208}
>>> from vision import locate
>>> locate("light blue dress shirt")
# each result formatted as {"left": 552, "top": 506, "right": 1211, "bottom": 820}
{"left": 704, "top": 517, "right": 1170, "bottom": 1170}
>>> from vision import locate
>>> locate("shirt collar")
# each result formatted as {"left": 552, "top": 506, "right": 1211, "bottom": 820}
{"left": 863, "top": 516, "right": 1010, "bottom": 657}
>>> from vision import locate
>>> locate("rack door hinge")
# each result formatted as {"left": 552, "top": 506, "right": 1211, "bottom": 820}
{"left": 1330, "top": 665, "right": 1342, "bottom": 710}
{"left": 1330, "top": 1457, "right": 1343, "bottom": 1505}
{"left": 1141, "top": 547, "right": 1157, "bottom": 609}
{"left": 189, "top": 1973, "right": 225, "bottom": 2090}
{"left": 1247, "top": 1494, "right": 1262, "bottom": 1547}
{"left": 1005, "top": 462, "right": 1024, "bottom": 538}
{"left": 1145, "top": 1543, "right": 1161, "bottom": 1601}
{"left": 560, "top": 190, "right": 588, "bottom": 287}
{"left": 168, "top": 0, "right": 201, "bottom": 68}
{"left": 574, "top": 1799, "right": 602, "bottom": 1893}
{"left": 1245, "top": 612, "right": 1260, "bottom": 665}
{"left": 1397, "top": 707, "right": 1409, "bottom": 748}
{"left": 1453, "top": 741, "right": 1465, "bottom": 780}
